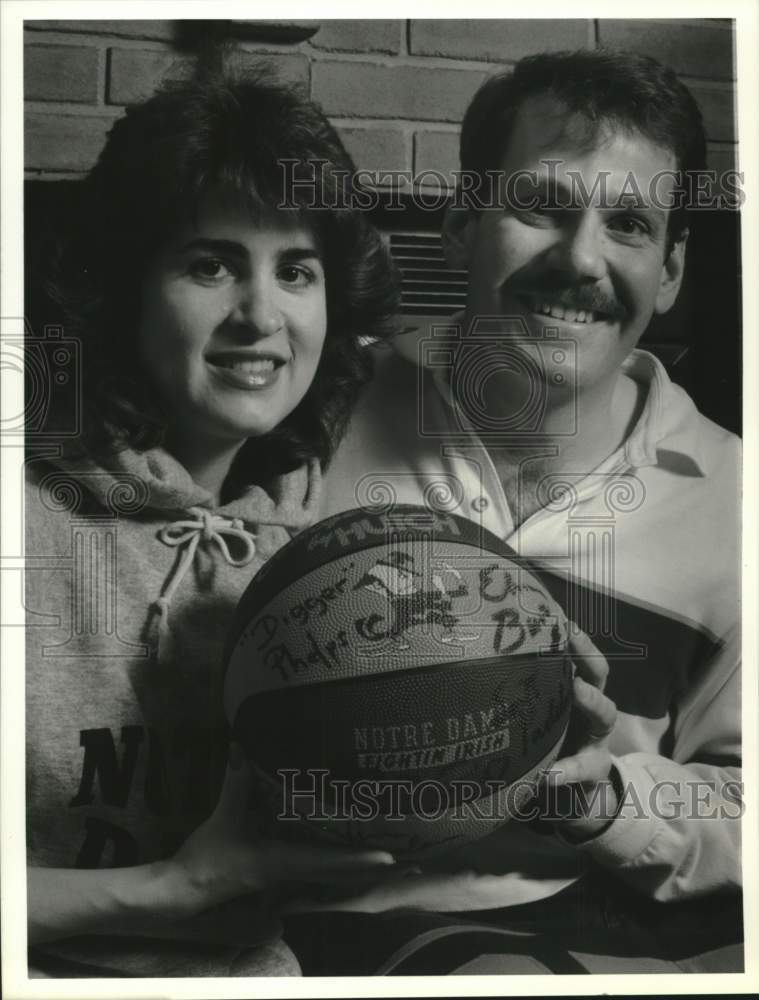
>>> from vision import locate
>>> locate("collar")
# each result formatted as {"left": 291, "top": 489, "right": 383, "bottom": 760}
{"left": 619, "top": 350, "right": 706, "bottom": 475}
{"left": 405, "top": 324, "right": 707, "bottom": 477}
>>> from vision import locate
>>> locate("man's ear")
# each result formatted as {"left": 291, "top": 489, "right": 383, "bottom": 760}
{"left": 655, "top": 229, "right": 688, "bottom": 314}
{"left": 441, "top": 204, "right": 475, "bottom": 270}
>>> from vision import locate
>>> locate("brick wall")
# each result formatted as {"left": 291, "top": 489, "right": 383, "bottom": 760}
{"left": 24, "top": 18, "right": 737, "bottom": 181}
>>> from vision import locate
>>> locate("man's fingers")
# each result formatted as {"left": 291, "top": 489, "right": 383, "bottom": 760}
{"left": 568, "top": 627, "right": 609, "bottom": 691}
{"left": 572, "top": 675, "right": 617, "bottom": 740}
{"left": 545, "top": 746, "right": 612, "bottom": 786}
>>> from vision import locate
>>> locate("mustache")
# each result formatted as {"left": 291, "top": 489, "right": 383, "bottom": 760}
{"left": 517, "top": 280, "right": 627, "bottom": 320}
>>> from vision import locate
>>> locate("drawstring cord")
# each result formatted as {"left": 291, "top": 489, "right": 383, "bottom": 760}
{"left": 154, "top": 507, "right": 257, "bottom": 663}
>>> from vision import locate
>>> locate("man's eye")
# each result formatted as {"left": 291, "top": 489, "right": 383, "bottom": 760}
{"left": 608, "top": 216, "right": 650, "bottom": 237}
{"left": 189, "top": 258, "right": 233, "bottom": 281}
{"left": 513, "top": 201, "right": 569, "bottom": 223}
{"left": 279, "top": 264, "right": 316, "bottom": 286}
{"left": 513, "top": 206, "right": 555, "bottom": 226}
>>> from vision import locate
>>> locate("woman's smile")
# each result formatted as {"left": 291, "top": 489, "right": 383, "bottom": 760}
{"left": 206, "top": 350, "right": 288, "bottom": 389}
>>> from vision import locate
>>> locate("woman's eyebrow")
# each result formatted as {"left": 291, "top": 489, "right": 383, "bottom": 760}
{"left": 176, "top": 239, "right": 322, "bottom": 261}
{"left": 278, "top": 247, "right": 323, "bottom": 262}
{"left": 178, "top": 237, "right": 246, "bottom": 256}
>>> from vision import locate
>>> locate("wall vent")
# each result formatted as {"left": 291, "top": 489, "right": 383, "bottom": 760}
{"left": 388, "top": 232, "right": 466, "bottom": 317}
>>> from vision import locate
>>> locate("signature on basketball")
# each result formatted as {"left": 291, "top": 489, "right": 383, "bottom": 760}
{"left": 480, "top": 563, "right": 566, "bottom": 654}
{"left": 352, "top": 554, "right": 565, "bottom": 655}
{"left": 242, "top": 555, "right": 566, "bottom": 683}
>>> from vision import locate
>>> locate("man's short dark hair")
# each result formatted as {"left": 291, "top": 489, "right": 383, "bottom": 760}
{"left": 460, "top": 49, "right": 708, "bottom": 246}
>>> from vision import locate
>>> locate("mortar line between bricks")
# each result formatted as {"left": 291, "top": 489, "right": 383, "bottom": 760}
{"left": 601, "top": 16, "right": 734, "bottom": 30}
{"left": 95, "top": 46, "right": 107, "bottom": 107}
{"left": 25, "top": 171, "right": 88, "bottom": 181}
{"left": 302, "top": 46, "right": 402, "bottom": 58}
{"left": 23, "top": 36, "right": 112, "bottom": 51}
{"left": 26, "top": 33, "right": 176, "bottom": 53}
{"left": 23, "top": 24, "right": 176, "bottom": 41}
{"left": 332, "top": 119, "right": 460, "bottom": 131}
{"left": 309, "top": 52, "right": 517, "bottom": 72}
{"left": 677, "top": 75, "right": 738, "bottom": 88}
{"left": 25, "top": 103, "right": 123, "bottom": 118}
{"left": 237, "top": 41, "right": 311, "bottom": 54}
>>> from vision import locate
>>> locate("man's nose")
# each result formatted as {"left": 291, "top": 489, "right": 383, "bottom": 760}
{"left": 546, "top": 214, "right": 607, "bottom": 281}
{"left": 230, "top": 276, "right": 284, "bottom": 337}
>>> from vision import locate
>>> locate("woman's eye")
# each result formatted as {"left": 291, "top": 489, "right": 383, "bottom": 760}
{"left": 189, "top": 258, "right": 234, "bottom": 281}
{"left": 279, "top": 264, "right": 316, "bottom": 287}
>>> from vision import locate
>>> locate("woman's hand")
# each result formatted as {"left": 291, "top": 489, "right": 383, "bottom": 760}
{"left": 540, "top": 629, "right": 620, "bottom": 841}
{"left": 158, "top": 742, "right": 396, "bottom": 920}
{"left": 28, "top": 745, "right": 394, "bottom": 945}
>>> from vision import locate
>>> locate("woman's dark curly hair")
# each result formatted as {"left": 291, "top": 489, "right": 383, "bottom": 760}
{"left": 50, "top": 63, "right": 400, "bottom": 480}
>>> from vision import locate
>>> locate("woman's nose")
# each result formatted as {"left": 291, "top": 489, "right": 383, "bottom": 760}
{"left": 230, "top": 276, "right": 284, "bottom": 337}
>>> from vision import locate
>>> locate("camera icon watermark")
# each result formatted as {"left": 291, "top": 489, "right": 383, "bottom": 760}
{"left": 1, "top": 316, "right": 82, "bottom": 439}
{"left": 353, "top": 471, "right": 467, "bottom": 517}
{"left": 417, "top": 315, "right": 578, "bottom": 441}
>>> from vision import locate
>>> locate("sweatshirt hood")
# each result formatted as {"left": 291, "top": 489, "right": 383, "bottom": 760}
{"left": 42, "top": 442, "right": 321, "bottom": 666}
{"left": 50, "top": 442, "right": 321, "bottom": 530}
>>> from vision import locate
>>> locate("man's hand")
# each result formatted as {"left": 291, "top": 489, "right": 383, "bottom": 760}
{"left": 540, "top": 629, "right": 620, "bottom": 841}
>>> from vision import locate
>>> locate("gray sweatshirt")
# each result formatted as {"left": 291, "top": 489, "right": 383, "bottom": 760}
{"left": 25, "top": 442, "right": 320, "bottom": 976}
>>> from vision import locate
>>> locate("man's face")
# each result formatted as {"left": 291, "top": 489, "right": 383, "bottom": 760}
{"left": 450, "top": 94, "right": 686, "bottom": 397}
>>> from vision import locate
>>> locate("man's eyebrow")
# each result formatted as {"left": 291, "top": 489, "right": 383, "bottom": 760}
{"left": 514, "top": 173, "right": 668, "bottom": 217}
{"left": 612, "top": 193, "right": 659, "bottom": 211}
{"left": 512, "top": 173, "right": 579, "bottom": 199}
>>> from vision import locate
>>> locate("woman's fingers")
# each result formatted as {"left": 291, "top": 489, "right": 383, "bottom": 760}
{"left": 212, "top": 744, "right": 255, "bottom": 825}
{"left": 262, "top": 839, "right": 395, "bottom": 884}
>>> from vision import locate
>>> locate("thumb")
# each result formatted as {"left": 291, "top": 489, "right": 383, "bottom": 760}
{"left": 212, "top": 742, "right": 253, "bottom": 825}
{"left": 264, "top": 839, "right": 396, "bottom": 884}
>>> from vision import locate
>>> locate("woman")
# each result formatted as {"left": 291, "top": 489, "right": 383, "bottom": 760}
{"left": 25, "top": 65, "right": 399, "bottom": 977}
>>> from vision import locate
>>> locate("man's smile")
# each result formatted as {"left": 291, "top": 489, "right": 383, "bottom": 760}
{"left": 517, "top": 292, "right": 611, "bottom": 326}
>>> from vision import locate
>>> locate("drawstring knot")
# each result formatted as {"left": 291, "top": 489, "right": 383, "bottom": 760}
{"left": 153, "top": 507, "right": 257, "bottom": 663}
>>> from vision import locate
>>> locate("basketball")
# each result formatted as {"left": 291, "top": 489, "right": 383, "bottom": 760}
{"left": 223, "top": 505, "right": 573, "bottom": 859}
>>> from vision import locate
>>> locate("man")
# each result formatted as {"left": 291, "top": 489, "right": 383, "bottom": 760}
{"left": 301, "top": 50, "right": 741, "bottom": 973}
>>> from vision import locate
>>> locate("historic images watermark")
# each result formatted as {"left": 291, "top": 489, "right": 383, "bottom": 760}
{"left": 275, "top": 768, "right": 745, "bottom": 824}
{"left": 278, "top": 159, "right": 746, "bottom": 214}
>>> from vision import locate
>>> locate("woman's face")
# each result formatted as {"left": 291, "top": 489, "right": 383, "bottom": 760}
{"left": 138, "top": 194, "right": 328, "bottom": 450}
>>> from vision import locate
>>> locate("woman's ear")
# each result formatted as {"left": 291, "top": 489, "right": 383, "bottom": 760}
{"left": 441, "top": 205, "right": 474, "bottom": 270}
{"left": 655, "top": 230, "right": 688, "bottom": 315}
